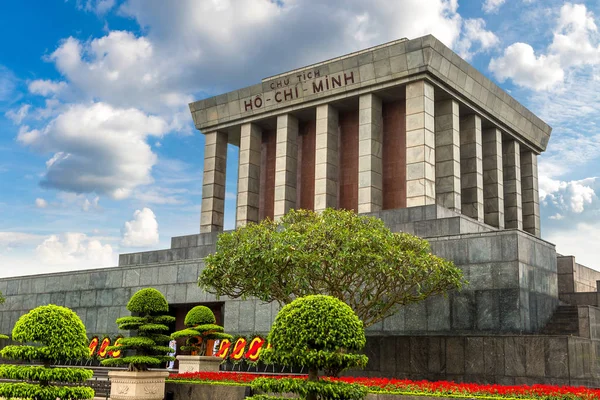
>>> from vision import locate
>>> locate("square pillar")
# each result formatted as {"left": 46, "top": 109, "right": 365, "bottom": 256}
{"left": 435, "top": 99, "right": 461, "bottom": 211}
{"left": 200, "top": 131, "right": 227, "bottom": 233}
{"left": 274, "top": 114, "right": 299, "bottom": 220}
{"left": 314, "top": 104, "right": 339, "bottom": 212}
{"left": 460, "top": 115, "right": 484, "bottom": 222}
{"left": 236, "top": 123, "right": 262, "bottom": 227}
{"left": 503, "top": 140, "right": 523, "bottom": 229}
{"left": 521, "top": 151, "right": 541, "bottom": 236}
{"left": 405, "top": 80, "right": 435, "bottom": 207}
{"left": 358, "top": 94, "right": 383, "bottom": 213}
{"left": 482, "top": 128, "right": 505, "bottom": 229}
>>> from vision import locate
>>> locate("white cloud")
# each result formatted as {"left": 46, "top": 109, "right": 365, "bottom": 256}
{"left": 5, "top": 104, "right": 30, "bottom": 124}
{"left": 82, "top": 196, "right": 100, "bottom": 212}
{"left": 489, "top": 2, "right": 600, "bottom": 91}
{"left": 121, "top": 207, "right": 159, "bottom": 247}
{"left": 489, "top": 43, "right": 564, "bottom": 90}
{"left": 133, "top": 188, "right": 187, "bottom": 205}
{"left": 17, "top": 102, "right": 169, "bottom": 199}
{"left": 545, "top": 223, "right": 600, "bottom": 270}
{"left": 540, "top": 176, "right": 597, "bottom": 213}
{"left": 482, "top": 0, "right": 505, "bottom": 14}
{"left": 44, "top": 0, "right": 463, "bottom": 114}
{"left": 549, "top": 3, "right": 600, "bottom": 68}
{"left": 0, "top": 65, "right": 18, "bottom": 102}
{"left": 0, "top": 232, "right": 45, "bottom": 250}
{"left": 455, "top": 18, "right": 499, "bottom": 60}
{"left": 36, "top": 232, "right": 114, "bottom": 266}
{"left": 28, "top": 80, "right": 67, "bottom": 97}
{"left": 35, "top": 198, "right": 48, "bottom": 209}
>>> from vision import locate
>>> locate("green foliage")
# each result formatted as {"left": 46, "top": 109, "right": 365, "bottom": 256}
{"left": 0, "top": 305, "right": 94, "bottom": 400}
{"left": 171, "top": 306, "right": 232, "bottom": 356}
{"left": 249, "top": 378, "right": 368, "bottom": 400}
{"left": 102, "top": 288, "right": 174, "bottom": 371}
{"left": 184, "top": 305, "right": 216, "bottom": 326}
{"left": 0, "top": 365, "right": 93, "bottom": 383}
{"left": 255, "top": 296, "right": 368, "bottom": 400}
{"left": 0, "top": 291, "right": 4, "bottom": 305}
{"left": 0, "top": 382, "right": 94, "bottom": 400}
{"left": 0, "top": 334, "right": 8, "bottom": 340}
{"left": 200, "top": 208, "right": 465, "bottom": 327}
{"left": 2, "top": 304, "right": 89, "bottom": 361}
{"left": 127, "top": 287, "right": 169, "bottom": 314}
{"left": 261, "top": 295, "right": 367, "bottom": 374}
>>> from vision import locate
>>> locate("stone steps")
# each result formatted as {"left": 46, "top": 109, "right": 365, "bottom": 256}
{"left": 541, "top": 305, "right": 580, "bottom": 335}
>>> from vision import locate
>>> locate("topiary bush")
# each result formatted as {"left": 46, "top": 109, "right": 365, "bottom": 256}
{"left": 171, "top": 306, "right": 232, "bottom": 356}
{"left": 0, "top": 304, "right": 94, "bottom": 400}
{"left": 101, "top": 288, "right": 175, "bottom": 371}
{"left": 249, "top": 295, "right": 369, "bottom": 400}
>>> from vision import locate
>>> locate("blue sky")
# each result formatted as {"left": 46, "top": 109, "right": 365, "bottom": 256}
{"left": 1, "top": 0, "right": 599, "bottom": 278}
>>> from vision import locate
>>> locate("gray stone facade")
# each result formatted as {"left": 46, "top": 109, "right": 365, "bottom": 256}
{"left": 0, "top": 206, "right": 556, "bottom": 339}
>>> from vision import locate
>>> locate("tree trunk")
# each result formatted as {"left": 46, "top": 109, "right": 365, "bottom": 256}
{"left": 306, "top": 367, "right": 318, "bottom": 400}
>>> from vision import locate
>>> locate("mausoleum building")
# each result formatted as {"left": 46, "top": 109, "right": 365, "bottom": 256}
{"left": 2, "top": 35, "right": 600, "bottom": 385}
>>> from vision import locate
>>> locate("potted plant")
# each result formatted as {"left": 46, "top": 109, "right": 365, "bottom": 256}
{"left": 248, "top": 295, "right": 369, "bottom": 400}
{"left": 171, "top": 305, "right": 232, "bottom": 373}
{"left": 0, "top": 304, "right": 95, "bottom": 400}
{"left": 101, "top": 288, "right": 175, "bottom": 400}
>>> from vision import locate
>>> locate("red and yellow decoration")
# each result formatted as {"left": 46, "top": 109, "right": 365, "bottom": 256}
{"left": 97, "top": 337, "right": 111, "bottom": 358}
{"left": 88, "top": 337, "right": 99, "bottom": 357}
{"left": 244, "top": 336, "right": 265, "bottom": 362}
{"left": 109, "top": 336, "right": 123, "bottom": 358}
{"left": 215, "top": 339, "right": 231, "bottom": 359}
{"left": 215, "top": 335, "right": 268, "bottom": 363}
{"left": 230, "top": 337, "right": 248, "bottom": 361}
{"left": 88, "top": 336, "right": 123, "bottom": 359}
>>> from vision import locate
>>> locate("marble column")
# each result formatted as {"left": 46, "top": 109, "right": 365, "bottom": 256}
{"left": 358, "top": 94, "right": 383, "bottom": 213}
{"left": 434, "top": 99, "right": 461, "bottom": 211}
{"left": 460, "top": 115, "right": 484, "bottom": 222}
{"left": 503, "top": 140, "right": 523, "bottom": 229}
{"left": 405, "top": 80, "right": 435, "bottom": 207}
{"left": 521, "top": 151, "right": 541, "bottom": 236}
{"left": 482, "top": 128, "right": 504, "bottom": 229}
{"left": 314, "top": 104, "right": 339, "bottom": 212}
{"left": 236, "top": 123, "right": 262, "bottom": 227}
{"left": 274, "top": 114, "right": 299, "bottom": 220}
{"left": 200, "top": 131, "right": 227, "bottom": 233}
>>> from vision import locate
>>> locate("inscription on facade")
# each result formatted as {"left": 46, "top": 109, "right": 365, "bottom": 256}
{"left": 241, "top": 68, "right": 360, "bottom": 113}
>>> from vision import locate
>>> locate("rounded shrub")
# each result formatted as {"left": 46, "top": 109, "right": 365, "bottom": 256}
{"left": 172, "top": 306, "right": 232, "bottom": 356}
{"left": 250, "top": 295, "right": 368, "bottom": 400}
{"left": 184, "top": 305, "right": 216, "bottom": 326}
{"left": 0, "top": 304, "right": 94, "bottom": 400}
{"left": 102, "top": 288, "right": 175, "bottom": 371}
{"left": 127, "top": 287, "right": 169, "bottom": 314}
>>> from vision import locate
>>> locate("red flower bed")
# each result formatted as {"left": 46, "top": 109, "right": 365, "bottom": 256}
{"left": 168, "top": 371, "right": 600, "bottom": 399}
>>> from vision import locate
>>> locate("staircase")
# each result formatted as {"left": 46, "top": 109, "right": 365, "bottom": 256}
{"left": 541, "top": 305, "right": 580, "bottom": 336}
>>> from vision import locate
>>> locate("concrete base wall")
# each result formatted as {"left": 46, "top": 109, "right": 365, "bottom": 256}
{"left": 0, "top": 205, "right": 557, "bottom": 339}
{"left": 353, "top": 334, "right": 600, "bottom": 387}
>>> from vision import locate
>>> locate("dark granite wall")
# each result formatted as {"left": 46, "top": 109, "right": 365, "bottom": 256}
{"left": 355, "top": 334, "right": 600, "bottom": 387}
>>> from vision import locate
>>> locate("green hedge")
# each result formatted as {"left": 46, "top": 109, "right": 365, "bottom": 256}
{"left": 0, "top": 365, "right": 93, "bottom": 383}
{"left": 249, "top": 377, "right": 368, "bottom": 400}
{"left": 0, "top": 304, "right": 94, "bottom": 400}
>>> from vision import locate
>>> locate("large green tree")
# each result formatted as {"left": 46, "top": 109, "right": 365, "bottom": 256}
{"left": 200, "top": 208, "right": 465, "bottom": 327}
